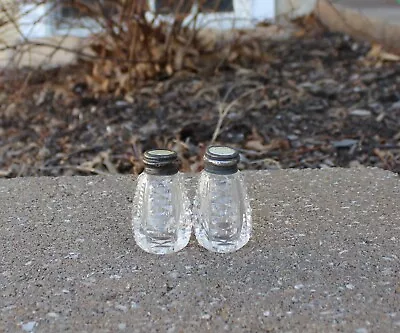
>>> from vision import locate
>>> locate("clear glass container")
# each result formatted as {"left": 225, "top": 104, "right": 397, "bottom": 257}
{"left": 132, "top": 149, "right": 192, "bottom": 254}
{"left": 195, "top": 146, "right": 252, "bottom": 253}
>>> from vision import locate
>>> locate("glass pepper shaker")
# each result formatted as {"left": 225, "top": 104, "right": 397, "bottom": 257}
{"left": 132, "top": 149, "right": 191, "bottom": 254}
{"left": 195, "top": 146, "right": 252, "bottom": 253}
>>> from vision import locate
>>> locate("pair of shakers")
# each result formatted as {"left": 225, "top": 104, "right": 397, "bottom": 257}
{"left": 132, "top": 145, "right": 252, "bottom": 254}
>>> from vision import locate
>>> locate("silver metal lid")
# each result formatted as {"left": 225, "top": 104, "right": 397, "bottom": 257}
{"left": 143, "top": 149, "right": 179, "bottom": 175}
{"left": 204, "top": 146, "right": 239, "bottom": 175}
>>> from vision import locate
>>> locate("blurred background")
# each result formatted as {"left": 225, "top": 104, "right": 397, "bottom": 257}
{"left": 0, "top": 0, "right": 399, "bottom": 177}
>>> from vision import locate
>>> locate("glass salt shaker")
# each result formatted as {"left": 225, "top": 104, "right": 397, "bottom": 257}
{"left": 195, "top": 146, "right": 252, "bottom": 253}
{"left": 132, "top": 149, "right": 191, "bottom": 254}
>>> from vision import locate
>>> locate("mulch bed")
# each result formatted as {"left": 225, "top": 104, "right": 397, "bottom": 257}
{"left": 0, "top": 31, "right": 399, "bottom": 177}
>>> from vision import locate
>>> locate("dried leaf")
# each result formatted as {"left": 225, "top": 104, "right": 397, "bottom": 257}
{"left": 380, "top": 51, "right": 400, "bottom": 62}
{"left": 367, "top": 43, "right": 400, "bottom": 62}
{"left": 245, "top": 139, "right": 266, "bottom": 152}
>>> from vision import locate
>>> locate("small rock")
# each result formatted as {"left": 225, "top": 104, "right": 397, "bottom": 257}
{"left": 360, "top": 73, "right": 377, "bottom": 83}
{"left": 46, "top": 312, "right": 59, "bottom": 318}
{"left": 319, "top": 163, "right": 331, "bottom": 169}
{"left": 115, "top": 304, "right": 128, "bottom": 312}
{"left": 64, "top": 252, "right": 80, "bottom": 260}
{"left": 346, "top": 283, "right": 355, "bottom": 290}
{"left": 115, "top": 100, "right": 129, "bottom": 107}
{"left": 299, "top": 82, "right": 321, "bottom": 94}
{"left": 125, "top": 95, "right": 134, "bottom": 103}
{"left": 368, "top": 102, "right": 383, "bottom": 113}
{"left": 131, "top": 302, "right": 140, "bottom": 309}
{"left": 22, "top": 321, "right": 36, "bottom": 332}
{"left": 4, "top": 103, "right": 16, "bottom": 118}
{"left": 353, "top": 86, "right": 365, "bottom": 93}
{"left": 355, "top": 328, "right": 368, "bottom": 333}
{"left": 37, "top": 147, "right": 51, "bottom": 160}
{"left": 138, "top": 120, "right": 158, "bottom": 137}
{"left": 322, "top": 159, "right": 335, "bottom": 167}
{"left": 349, "top": 160, "right": 362, "bottom": 168}
{"left": 169, "top": 271, "right": 179, "bottom": 279}
{"left": 306, "top": 103, "right": 326, "bottom": 112}
{"left": 118, "top": 323, "right": 127, "bottom": 330}
{"left": 263, "top": 311, "right": 271, "bottom": 317}
{"left": 332, "top": 139, "right": 358, "bottom": 148}
{"left": 376, "top": 113, "right": 385, "bottom": 122}
{"left": 72, "top": 82, "right": 88, "bottom": 95}
{"left": 35, "top": 89, "right": 48, "bottom": 106}
{"left": 201, "top": 313, "right": 211, "bottom": 320}
{"left": 349, "top": 109, "right": 371, "bottom": 117}
{"left": 390, "top": 101, "right": 400, "bottom": 110}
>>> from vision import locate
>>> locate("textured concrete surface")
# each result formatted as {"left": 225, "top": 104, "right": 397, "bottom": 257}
{"left": 0, "top": 168, "right": 399, "bottom": 332}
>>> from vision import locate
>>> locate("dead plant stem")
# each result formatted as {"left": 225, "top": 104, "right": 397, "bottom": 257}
{"left": 211, "top": 86, "right": 264, "bottom": 143}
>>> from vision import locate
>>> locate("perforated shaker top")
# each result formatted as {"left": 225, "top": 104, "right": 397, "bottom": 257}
{"left": 204, "top": 146, "right": 240, "bottom": 175}
{"left": 143, "top": 149, "right": 179, "bottom": 175}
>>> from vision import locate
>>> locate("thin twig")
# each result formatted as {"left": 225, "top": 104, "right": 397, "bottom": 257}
{"left": 211, "top": 86, "right": 264, "bottom": 143}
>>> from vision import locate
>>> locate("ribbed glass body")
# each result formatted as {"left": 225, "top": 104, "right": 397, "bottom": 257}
{"left": 132, "top": 172, "right": 191, "bottom": 254}
{"left": 195, "top": 170, "right": 252, "bottom": 253}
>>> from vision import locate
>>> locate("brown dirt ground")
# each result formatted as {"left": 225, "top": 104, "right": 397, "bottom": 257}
{"left": 0, "top": 31, "right": 399, "bottom": 177}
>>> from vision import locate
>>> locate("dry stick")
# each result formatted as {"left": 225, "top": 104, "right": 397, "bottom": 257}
{"left": 177, "top": 7, "right": 200, "bottom": 70}
{"left": 127, "top": 2, "right": 148, "bottom": 88}
{"left": 74, "top": 0, "right": 123, "bottom": 52}
{"left": 194, "top": 83, "right": 226, "bottom": 100}
{"left": 210, "top": 22, "right": 247, "bottom": 73}
{"left": 194, "top": 79, "right": 260, "bottom": 102}
{"left": 67, "top": 165, "right": 111, "bottom": 176}
{"left": 211, "top": 86, "right": 264, "bottom": 144}
{"left": 1, "top": 4, "right": 28, "bottom": 43}
{"left": 43, "top": 3, "right": 77, "bottom": 66}
{"left": 13, "top": 70, "right": 33, "bottom": 102}
{"left": 164, "top": 0, "right": 188, "bottom": 66}
{"left": 127, "top": 2, "right": 138, "bottom": 65}
{"left": 75, "top": 0, "right": 118, "bottom": 36}
{"left": 222, "top": 80, "right": 262, "bottom": 103}
{"left": 184, "top": 6, "right": 200, "bottom": 46}
{"left": 44, "top": 33, "right": 72, "bottom": 64}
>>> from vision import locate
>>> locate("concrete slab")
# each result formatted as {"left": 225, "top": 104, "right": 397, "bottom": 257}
{"left": 0, "top": 168, "right": 399, "bottom": 332}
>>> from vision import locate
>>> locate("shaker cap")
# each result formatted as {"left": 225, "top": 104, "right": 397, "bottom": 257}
{"left": 204, "top": 146, "right": 240, "bottom": 175}
{"left": 143, "top": 149, "right": 179, "bottom": 175}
